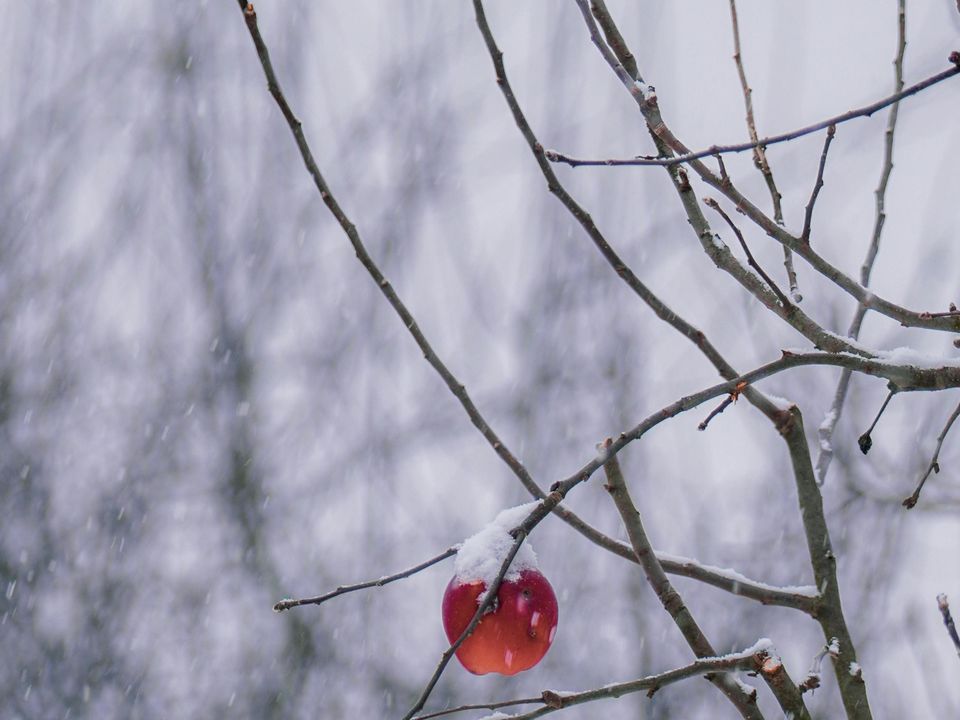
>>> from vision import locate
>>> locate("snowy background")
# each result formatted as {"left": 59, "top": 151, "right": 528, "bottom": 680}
{"left": 2, "top": 1, "right": 960, "bottom": 717}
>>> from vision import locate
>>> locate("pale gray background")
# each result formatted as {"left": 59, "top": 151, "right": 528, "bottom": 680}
{"left": 2, "top": 1, "right": 959, "bottom": 717}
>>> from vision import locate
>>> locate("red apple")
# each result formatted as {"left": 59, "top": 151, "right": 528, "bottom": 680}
{"left": 442, "top": 568, "right": 558, "bottom": 676}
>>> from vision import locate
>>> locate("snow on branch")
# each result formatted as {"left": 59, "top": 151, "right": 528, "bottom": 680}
{"left": 414, "top": 640, "right": 777, "bottom": 720}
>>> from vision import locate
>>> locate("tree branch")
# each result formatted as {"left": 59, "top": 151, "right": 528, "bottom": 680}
{"left": 544, "top": 56, "right": 960, "bottom": 169}
{"left": 801, "top": 124, "right": 837, "bottom": 244}
{"left": 416, "top": 642, "right": 777, "bottom": 720}
{"left": 780, "top": 409, "right": 872, "bottom": 718}
{"left": 903, "top": 397, "right": 960, "bottom": 508}
{"left": 273, "top": 546, "right": 458, "bottom": 612}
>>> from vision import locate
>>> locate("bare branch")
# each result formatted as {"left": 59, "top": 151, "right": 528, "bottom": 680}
{"left": 273, "top": 546, "right": 458, "bottom": 612}
{"left": 903, "top": 398, "right": 960, "bottom": 508}
{"left": 937, "top": 594, "right": 960, "bottom": 659}
{"left": 544, "top": 57, "right": 960, "bottom": 169}
{"left": 235, "top": 2, "right": 539, "bottom": 502}
{"left": 863, "top": 0, "right": 907, "bottom": 289}
{"left": 600, "top": 439, "right": 764, "bottom": 719}
{"left": 698, "top": 393, "right": 737, "bottom": 431}
{"left": 801, "top": 125, "right": 837, "bottom": 244}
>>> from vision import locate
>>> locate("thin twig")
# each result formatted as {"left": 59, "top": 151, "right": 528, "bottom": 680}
{"left": 903, "top": 398, "right": 960, "bottom": 508}
{"left": 863, "top": 0, "right": 907, "bottom": 289}
{"left": 857, "top": 387, "right": 897, "bottom": 455}
{"left": 921, "top": 309, "right": 960, "bottom": 319}
{"left": 728, "top": 0, "right": 798, "bottom": 301}
{"left": 273, "top": 546, "right": 458, "bottom": 612}
{"left": 416, "top": 643, "right": 776, "bottom": 720}
{"left": 698, "top": 381, "right": 749, "bottom": 431}
{"left": 801, "top": 125, "right": 837, "bottom": 243}
{"left": 544, "top": 56, "right": 960, "bottom": 169}
{"left": 699, "top": 395, "right": 735, "bottom": 431}
{"left": 600, "top": 439, "right": 763, "bottom": 719}
{"left": 937, "top": 594, "right": 960, "bottom": 659}
{"left": 704, "top": 198, "right": 791, "bottom": 308}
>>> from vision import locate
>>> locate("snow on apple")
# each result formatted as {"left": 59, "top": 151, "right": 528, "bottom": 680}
{"left": 443, "top": 503, "right": 559, "bottom": 675}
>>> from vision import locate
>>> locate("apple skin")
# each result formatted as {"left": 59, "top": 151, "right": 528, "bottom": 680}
{"left": 442, "top": 568, "right": 558, "bottom": 676}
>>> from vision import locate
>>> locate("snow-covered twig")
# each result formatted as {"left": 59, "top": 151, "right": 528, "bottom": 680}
{"left": 415, "top": 641, "right": 776, "bottom": 720}
{"left": 657, "top": 552, "right": 819, "bottom": 614}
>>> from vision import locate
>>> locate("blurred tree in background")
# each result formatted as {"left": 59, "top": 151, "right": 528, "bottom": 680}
{"left": 2, "top": 1, "right": 960, "bottom": 718}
